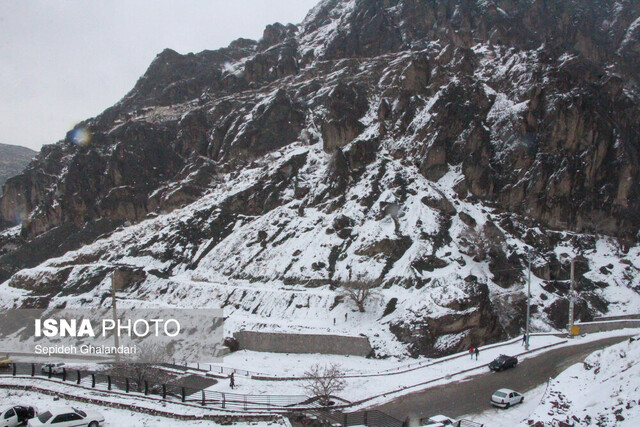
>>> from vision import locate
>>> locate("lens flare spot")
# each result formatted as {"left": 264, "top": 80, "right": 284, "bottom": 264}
{"left": 71, "top": 127, "right": 92, "bottom": 146}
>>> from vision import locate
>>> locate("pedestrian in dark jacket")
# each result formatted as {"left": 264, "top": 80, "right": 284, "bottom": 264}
{"left": 230, "top": 372, "right": 235, "bottom": 389}
{"left": 475, "top": 347, "right": 480, "bottom": 360}
{"left": 522, "top": 334, "right": 527, "bottom": 346}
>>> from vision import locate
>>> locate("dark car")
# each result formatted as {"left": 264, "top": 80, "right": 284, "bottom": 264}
{"left": 489, "top": 354, "right": 518, "bottom": 371}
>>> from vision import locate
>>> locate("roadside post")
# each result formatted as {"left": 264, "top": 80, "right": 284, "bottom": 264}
{"left": 525, "top": 251, "right": 532, "bottom": 350}
{"left": 568, "top": 259, "right": 575, "bottom": 337}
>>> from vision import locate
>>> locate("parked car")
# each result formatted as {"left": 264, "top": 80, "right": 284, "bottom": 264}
{"left": 488, "top": 354, "right": 518, "bottom": 371}
{"left": 491, "top": 388, "right": 524, "bottom": 408}
{"left": 40, "top": 363, "right": 65, "bottom": 375}
{"left": 27, "top": 408, "right": 104, "bottom": 427}
{"left": 0, "top": 406, "right": 37, "bottom": 427}
{"left": 421, "top": 414, "right": 457, "bottom": 426}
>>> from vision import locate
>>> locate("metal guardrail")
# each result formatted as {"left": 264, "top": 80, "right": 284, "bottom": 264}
{"left": 593, "top": 314, "right": 640, "bottom": 322}
{"left": 0, "top": 362, "right": 314, "bottom": 412}
{"left": 178, "top": 362, "right": 260, "bottom": 378}
{"left": 309, "top": 409, "right": 406, "bottom": 427}
{"left": 308, "top": 409, "right": 484, "bottom": 427}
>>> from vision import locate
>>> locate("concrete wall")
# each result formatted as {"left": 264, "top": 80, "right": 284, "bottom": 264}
{"left": 574, "top": 320, "right": 640, "bottom": 334}
{"left": 593, "top": 314, "right": 640, "bottom": 322}
{"left": 233, "top": 331, "right": 373, "bottom": 357}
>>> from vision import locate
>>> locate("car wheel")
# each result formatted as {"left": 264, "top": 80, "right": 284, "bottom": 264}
{"left": 505, "top": 402, "right": 510, "bottom": 409}
{"left": 89, "top": 422, "right": 99, "bottom": 427}
{"left": 521, "top": 396, "right": 525, "bottom": 403}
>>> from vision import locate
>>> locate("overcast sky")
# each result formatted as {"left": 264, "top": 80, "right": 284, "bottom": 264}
{"left": 0, "top": 0, "right": 318, "bottom": 151}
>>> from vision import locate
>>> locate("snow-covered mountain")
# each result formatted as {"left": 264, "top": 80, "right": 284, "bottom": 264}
{"left": 0, "top": 0, "right": 639, "bottom": 357}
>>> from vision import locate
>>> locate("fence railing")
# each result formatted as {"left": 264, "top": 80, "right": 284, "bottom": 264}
{"left": 174, "top": 362, "right": 260, "bottom": 378}
{"left": 309, "top": 409, "right": 406, "bottom": 427}
{"left": 0, "top": 362, "right": 314, "bottom": 412}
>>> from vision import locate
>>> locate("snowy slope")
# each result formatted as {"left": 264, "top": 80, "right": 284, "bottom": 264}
{"left": 523, "top": 335, "right": 640, "bottom": 426}
{"left": 0, "top": 137, "right": 638, "bottom": 358}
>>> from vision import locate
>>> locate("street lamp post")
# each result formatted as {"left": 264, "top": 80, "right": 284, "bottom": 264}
{"left": 568, "top": 258, "right": 575, "bottom": 336}
{"left": 525, "top": 252, "right": 531, "bottom": 350}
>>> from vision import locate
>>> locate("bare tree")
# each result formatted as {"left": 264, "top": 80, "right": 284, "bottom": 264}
{"left": 341, "top": 280, "right": 376, "bottom": 312}
{"left": 109, "top": 342, "right": 172, "bottom": 392}
{"left": 340, "top": 267, "right": 379, "bottom": 312}
{"left": 302, "top": 363, "right": 346, "bottom": 405}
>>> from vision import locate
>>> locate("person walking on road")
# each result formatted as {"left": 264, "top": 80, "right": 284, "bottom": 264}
{"left": 230, "top": 372, "right": 235, "bottom": 389}
{"left": 522, "top": 334, "right": 527, "bottom": 346}
{"left": 474, "top": 347, "right": 480, "bottom": 360}
{"left": 469, "top": 346, "right": 474, "bottom": 359}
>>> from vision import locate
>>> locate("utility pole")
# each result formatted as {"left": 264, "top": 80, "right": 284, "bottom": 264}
{"left": 568, "top": 258, "right": 575, "bottom": 336}
{"left": 111, "top": 272, "right": 121, "bottom": 362}
{"left": 525, "top": 252, "right": 531, "bottom": 350}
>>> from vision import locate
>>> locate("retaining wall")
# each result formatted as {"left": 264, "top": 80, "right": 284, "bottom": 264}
{"left": 233, "top": 331, "right": 372, "bottom": 357}
{"left": 593, "top": 314, "right": 640, "bottom": 322}
{"left": 574, "top": 320, "right": 640, "bottom": 334}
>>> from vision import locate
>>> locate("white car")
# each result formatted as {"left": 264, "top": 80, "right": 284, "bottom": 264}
{"left": 422, "top": 414, "right": 457, "bottom": 426}
{"left": 491, "top": 388, "right": 524, "bottom": 408}
{"left": 40, "top": 363, "right": 65, "bottom": 375}
{"left": 27, "top": 408, "right": 104, "bottom": 427}
{"left": 1, "top": 405, "right": 38, "bottom": 427}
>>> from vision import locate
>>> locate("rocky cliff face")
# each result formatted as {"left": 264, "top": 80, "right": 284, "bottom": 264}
{"left": 0, "top": 0, "right": 639, "bottom": 357}
{"left": 0, "top": 143, "right": 36, "bottom": 197}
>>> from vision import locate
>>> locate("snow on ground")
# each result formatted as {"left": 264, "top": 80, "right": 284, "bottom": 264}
{"left": 207, "top": 334, "right": 566, "bottom": 403}
{"left": 215, "top": 329, "right": 640, "bottom": 378}
{"left": 355, "top": 329, "right": 640, "bottom": 409}
{"left": 520, "top": 334, "right": 640, "bottom": 426}
{"left": 0, "top": 375, "right": 274, "bottom": 419}
{"left": 462, "top": 383, "right": 549, "bottom": 427}
{"left": 0, "top": 388, "right": 283, "bottom": 427}
{"left": 215, "top": 351, "right": 400, "bottom": 377}
{"left": 1, "top": 331, "right": 639, "bottom": 425}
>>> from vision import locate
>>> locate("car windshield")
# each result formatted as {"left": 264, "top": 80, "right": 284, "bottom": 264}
{"left": 494, "top": 391, "right": 508, "bottom": 398}
{"left": 37, "top": 411, "right": 52, "bottom": 423}
{"left": 73, "top": 408, "right": 86, "bottom": 417}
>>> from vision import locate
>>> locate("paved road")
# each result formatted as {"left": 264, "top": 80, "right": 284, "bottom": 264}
{"left": 374, "top": 335, "right": 634, "bottom": 422}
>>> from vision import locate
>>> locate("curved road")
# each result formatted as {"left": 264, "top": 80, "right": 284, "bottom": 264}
{"left": 374, "top": 335, "right": 634, "bottom": 422}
